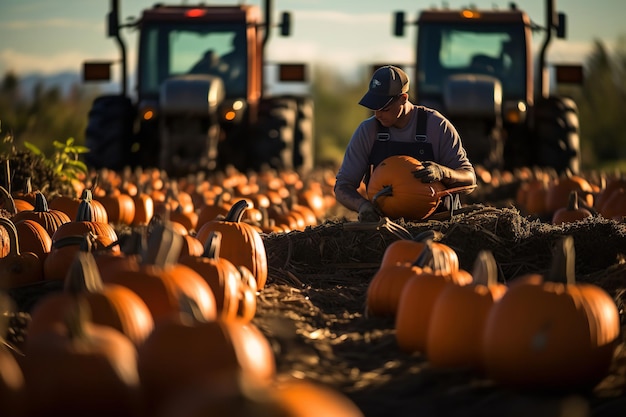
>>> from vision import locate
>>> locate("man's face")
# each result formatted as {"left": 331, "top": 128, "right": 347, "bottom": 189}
{"left": 374, "top": 95, "right": 404, "bottom": 127}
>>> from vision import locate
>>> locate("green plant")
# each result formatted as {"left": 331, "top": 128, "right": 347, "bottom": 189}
{"left": 1, "top": 122, "right": 89, "bottom": 199}
{"left": 24, "top": 138, "right": 89, "bottom": 184}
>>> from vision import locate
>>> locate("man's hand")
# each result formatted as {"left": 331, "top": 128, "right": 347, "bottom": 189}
{"left": 358, "top": 201, "right": 383, "bottom": 222}
{"left": 412, "top": 161, "right": 449, "bottom": 183}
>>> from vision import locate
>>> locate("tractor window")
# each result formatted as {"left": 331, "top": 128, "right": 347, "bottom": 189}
{"left": 439, "top": 30, "right": 506, "bottom": 69}
{"left": 138, "top": 22, "right": 247, "bottom": 98}
{"left": 417, "top": 23, "right": 526, "bottom": 99}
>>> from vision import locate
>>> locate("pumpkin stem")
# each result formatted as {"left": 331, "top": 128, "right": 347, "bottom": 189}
{"left": 0, "top": 217, "right": 21, "bottom": 256}
{"left": 81, "top": 188, "right": 93, "bottom": 203}
{"left": 121, "top": 229, "right": 147, "bottom": 257}
{"left": 64, "top": 297, "right": 91, "bottom": 342}
{"left": 90, "top": 173, "right": 100, "bottom": 195}
{"left": 64, "top": 251, "right": 105, "bottom": 295}
{"left": 0, "top": 292, "right": 22, "bottom": 356}
{"left": 178, "top": 291, "right": 208, "bottom": 324}
{"left": 143, "top": 221, "right": 183, "bottom": 268}
{"left": 379, "top": 217, "right": 413, "bottom": 240}
{"left": 411, "top": 239, "right": 433, "bottom": 267}
{"left": 3, "top": 159, "right": 11, "bottom": 194}
{"left": 548, "top": 235, "right": 576, "bottom": 285}
{"left": 224, "top": 199, "right": 250, "bottom": 223}
{"left": 412, "top": 229, "right": 443, "bottom": 243}
{"left": 202, "top": 231, "right": 222, "bottom": 260}
{"left": 23, "top": 177, "right": 32, "bottom": 194}
{"left": 429, "top": 244, "right": 449, "bottom": 273}
{"left": 371, "top": 185, "right": 393, "bottom": 206}
{"left": 0, "top": 186, "right": 17, "bottom": 215}
{"left": 53, "top": 234, "right": 92, "bottom": 250}
{"left": 472, "top": 250, "right": 498, "bottom": 287}
{"left": 567, "top": 190, "right": 579, "bottom": 211}
{"left": 33, "top": 191, "right": 49, "bottom": 213}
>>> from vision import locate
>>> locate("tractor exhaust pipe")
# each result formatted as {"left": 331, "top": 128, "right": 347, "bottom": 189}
{"left": 538, "top": 0, "right": 557, "bottom": 99}
{"left": 108, "top": 0, "right": 127, "bottom": 95}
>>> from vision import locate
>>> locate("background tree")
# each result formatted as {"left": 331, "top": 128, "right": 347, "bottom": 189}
{"left": 575, "top": 37, "right": 626, "bottom": 169}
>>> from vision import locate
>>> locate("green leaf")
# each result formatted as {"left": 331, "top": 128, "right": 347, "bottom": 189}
{"left": 24, "top": 141, "right": 44, "bottom": 156}
{"left": 65, "top": 145, "right": 90, "bottom": 155}
{"left": 64, "top": 159, "right": 88, "bottom": 172}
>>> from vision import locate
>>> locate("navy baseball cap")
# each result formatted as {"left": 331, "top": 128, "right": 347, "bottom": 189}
{"left": 358, "top": 65, "right": 410, "bottom": 110}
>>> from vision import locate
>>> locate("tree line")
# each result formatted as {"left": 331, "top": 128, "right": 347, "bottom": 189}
{"left": 1, "top": 38, "right": 625, "bottom": 171}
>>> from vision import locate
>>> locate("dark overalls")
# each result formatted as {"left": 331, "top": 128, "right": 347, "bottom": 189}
{"left": 366, "top": 108, "right": 460, "bottom": 211}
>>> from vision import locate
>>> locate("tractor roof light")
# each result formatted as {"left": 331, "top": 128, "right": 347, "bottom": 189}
{"left": 461, "top": 10, "right": 481, "bottom": 19}
{"left": 185, "top": 9, "right": 206, "bottom": 18}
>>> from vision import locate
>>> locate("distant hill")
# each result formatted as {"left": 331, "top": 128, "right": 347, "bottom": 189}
{"left": 16, "top": 71, "right": 120, "bottom": 101}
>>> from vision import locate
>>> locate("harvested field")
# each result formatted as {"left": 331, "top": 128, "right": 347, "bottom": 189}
{"left": 4, "top": 175, "right": 626, "bottom": 416}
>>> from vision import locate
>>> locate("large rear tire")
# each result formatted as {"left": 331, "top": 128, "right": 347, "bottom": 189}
{"left": 533, "top": 96, "right": 581, "bottom": 174}
{"left": 293, "top": 97, "right": 315, "bottom": 173}
{"left": 84, "top": 95, "right": 135, "bottom": 170}
{"left": 251, "top": 97, "right": 298, "bottom": 171}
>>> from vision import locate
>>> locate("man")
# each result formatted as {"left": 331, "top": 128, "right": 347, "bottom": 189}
{"left": 334, "top": 65, "right": 476, "bottom": 222}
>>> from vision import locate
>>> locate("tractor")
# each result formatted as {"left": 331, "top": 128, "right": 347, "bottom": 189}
{"left": 82, "top": 0, "right": 314, "bottom": 176}
{"left": 393, "top": 0, "right": 583, "bottom": 173}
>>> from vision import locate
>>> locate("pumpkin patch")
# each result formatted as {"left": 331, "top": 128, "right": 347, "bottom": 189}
{"left": 1, "top": 163, "right": 625, "bottom": 416}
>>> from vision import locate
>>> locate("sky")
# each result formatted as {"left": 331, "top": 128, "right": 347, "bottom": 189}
{"left": 0, "top": 0, "right": 624, "bottom": 85}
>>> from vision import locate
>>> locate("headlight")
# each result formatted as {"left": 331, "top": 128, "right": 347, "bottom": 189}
{"left": 503, "top": 101, "right": 527, "bottom": 124}
{"left": 220, "top": 99, "right": 246, "bottom": 123}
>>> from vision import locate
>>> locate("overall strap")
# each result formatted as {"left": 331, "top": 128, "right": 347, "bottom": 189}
{"left": 376, "top": 121, "right": 390, "bottom": 141}
{"left": 415, "top": 107, "right": 427, "bottom": 141}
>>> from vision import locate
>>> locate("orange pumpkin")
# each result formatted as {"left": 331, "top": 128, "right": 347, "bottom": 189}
{"left": 137, "top": 302, "right": 275, "bottom": 415}
{"left": 101, "top": 222, "right": 217, "bottom": 324}
{"left": 367, "top": 239, "right": 459, "bottom": 317}
{"left": 545, "top": 171, "right": 594, "bottom": 216}
{"left": 235, "top": 265, "right": 258, "bottom": 322}
{"left": 154, "top": 375, "right": 364, "bottom": 417}
{"left": 179, "top": 231, "right": 242, "bottom": 321}
{"left": 594, "top": 176, "right": 626, "bottom": 213}
{"left": 379, "top": 230, "right": 456, "bottom": 269}
{"left": 598, "top": 187, "right": 626, "bottom": 220}
{"left": 394, "top": 244, "right": 473, "bottom": 354}
{"left": 482, "top": 236, "right": 620, "bottom": 391}
{"left": 0, "top": 293, "right": 26, "bottom": 417}
{"left": 426, "top": 250, "right": 507, "bottom": 370}
{"left": 11, "top": 191, "right": 71, "bottom": 237}
{"left": 131, "top": 192, "right": 154, "bottom": 226}
{"left": 27, "top": 251, "right": 155, "bottom": 348}
{"left": 44, "top": 197, "right": 119, "bottom": 282}
{"left": 49, "top": 189, "right": 108, "bottom": 223}
{"left": 0, "top": 218, "right": 43, "bottom": 290}
{"left": 366, "top": 155, "right": 447, "bottom": 220}
{"left": 0, "top": 185, "right": 20, "bottom": 216}
{"left": 22, "top": 299, "right": 142, "bottom": 417}
{"left": 196, "top": 199, "right": 268, "bottom": 290}
{"left": 96, "top": 192, "right": 136, "bottom": 226}
{"left": 13, "top": 219, "right": 52, "bottom": 262}
{"left": 551, "top": 190, "right": 593, "bottom": 225}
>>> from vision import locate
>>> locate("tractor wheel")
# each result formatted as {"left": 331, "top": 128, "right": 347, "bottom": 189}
{"left": 293, "top": 97, "right": 315, "bottom": 174}
{"left": 84, "top": 95, "right": 135, "bottom": 170}
{"left": 533, "top": 96, "right": 581, "bottom": 174}
{"left": 252, "top": 97, "right": 298, "bottom": 171}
